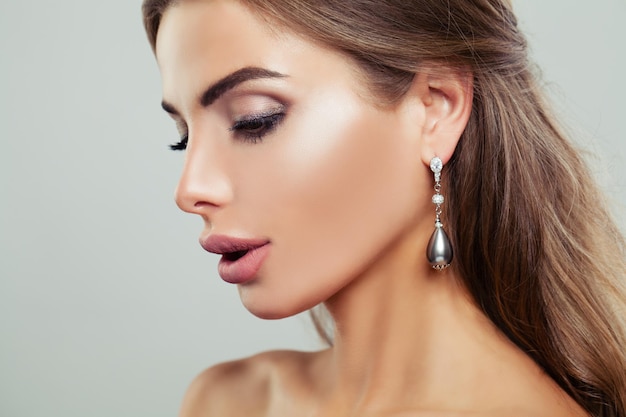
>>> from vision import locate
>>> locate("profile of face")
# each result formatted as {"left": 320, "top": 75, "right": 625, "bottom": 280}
{"left": 156, "top": 0, "right": 445, "bottom": 319}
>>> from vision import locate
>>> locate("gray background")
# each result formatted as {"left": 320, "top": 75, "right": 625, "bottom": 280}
{"left": 1, "top": 1, "right": 624, "bottom": 416}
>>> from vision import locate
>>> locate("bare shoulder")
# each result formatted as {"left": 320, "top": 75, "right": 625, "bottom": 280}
{"left": 177, "top": 354, "right": 269, "bottom": 417}
{"left": 178, "top": 349, "right": 324, "bottom": 417}
{"left": 376, "top": 407, "right": 587, "bottom": 417}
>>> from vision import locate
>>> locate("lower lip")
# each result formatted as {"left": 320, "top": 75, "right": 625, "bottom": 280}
{"left": 217, "top": 244, "right": 271, "bottom": 284}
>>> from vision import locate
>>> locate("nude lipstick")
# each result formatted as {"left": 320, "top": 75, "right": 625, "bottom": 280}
{"left": 200, "top": 235, "right": 271, "bottom": 284}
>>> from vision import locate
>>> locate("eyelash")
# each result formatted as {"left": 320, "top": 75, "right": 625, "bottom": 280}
{"left": 170, "top": 136, "right": 187, "bottom": 151}
{"left": 169, "top": 110, "right": 286, "bottom": 151}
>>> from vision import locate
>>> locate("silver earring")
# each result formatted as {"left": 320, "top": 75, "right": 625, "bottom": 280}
{"left": 426, "top": 157, "right": 453, "bottom": 270}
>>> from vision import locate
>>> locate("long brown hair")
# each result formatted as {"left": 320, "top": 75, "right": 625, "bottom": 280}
{"left": 142, "top": 1, "right": 626, "bottom": 415}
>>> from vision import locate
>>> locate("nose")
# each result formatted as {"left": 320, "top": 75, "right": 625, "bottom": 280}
{"left": 174, "top": 139, "right": 233, "bottom": 217}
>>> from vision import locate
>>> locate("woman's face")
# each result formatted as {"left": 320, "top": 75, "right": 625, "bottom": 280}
{"left": 156, "top": 0, "right": 433, "bottom": 318}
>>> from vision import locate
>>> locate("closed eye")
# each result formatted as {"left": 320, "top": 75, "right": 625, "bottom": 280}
{"left": 168, "top": 109, "right": 286, "bottom": 151}
{"left": 229, "top": 111, "right": 286, "bottom": 143}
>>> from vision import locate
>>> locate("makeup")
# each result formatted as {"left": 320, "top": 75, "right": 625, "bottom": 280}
{"left": 201, "top": 235, "right": 271, "bottom": 284}
{"left": 158, "top": 0, "right": 430, "bottom": 318}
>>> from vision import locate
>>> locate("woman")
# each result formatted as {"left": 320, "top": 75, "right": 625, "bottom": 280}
{"left": 142, "top": 0, "right": 626, "bottom": 415}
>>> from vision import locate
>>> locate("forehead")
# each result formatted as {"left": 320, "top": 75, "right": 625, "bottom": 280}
{"left": 156, "top": 1, "right": 286, "bottom": 97}
{"left": 154, "top": 0, "right": 371, "bottom": 112}
{"left": 156, "top": 0, "right": 273, "bottom": 58}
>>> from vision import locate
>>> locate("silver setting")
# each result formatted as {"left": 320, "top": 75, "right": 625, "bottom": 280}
{"left": 427, "top": 156, "right": 453, "bottom": 270}
{"left": 430, "top": 156, "right": 443, "bottom": 182}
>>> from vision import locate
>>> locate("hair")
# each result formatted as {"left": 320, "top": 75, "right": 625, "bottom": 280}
{"left": 142, "top": 1, "right": 626, "bottom": 415}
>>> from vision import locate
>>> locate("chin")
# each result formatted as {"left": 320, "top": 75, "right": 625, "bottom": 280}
{"left": 239, "top": 286, "right": 320, "bottom": 320}
{"left": 243, "top": 302, "right": 306, "bottom": 320}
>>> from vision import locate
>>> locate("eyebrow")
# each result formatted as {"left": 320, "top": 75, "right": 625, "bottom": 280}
{"left": 161, "top": 66, "right": 287, "bottom": 115}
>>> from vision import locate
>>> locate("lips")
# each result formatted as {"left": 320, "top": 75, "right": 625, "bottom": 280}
{"left": 200, "top": 235, "right": 271, "bottom": 284}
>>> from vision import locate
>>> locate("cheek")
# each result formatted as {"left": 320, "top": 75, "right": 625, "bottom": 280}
{"left": 280, "top": 104, "right": 419, "bottom": 235}
{"left": 237, "top": 93, "right": 428, "bottom": 315}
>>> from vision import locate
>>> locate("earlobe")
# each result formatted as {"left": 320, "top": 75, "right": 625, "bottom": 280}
{"left": 414, "top": 67, "right": 473, "bottom": 166}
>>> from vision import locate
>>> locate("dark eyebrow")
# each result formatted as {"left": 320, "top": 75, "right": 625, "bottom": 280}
{"left": 161, "top": 66, "right": 287, "bottom": 115}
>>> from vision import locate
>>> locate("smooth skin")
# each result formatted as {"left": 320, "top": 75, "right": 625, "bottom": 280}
{"left": 155, "top": 0, "right": 589, "bottom": 416}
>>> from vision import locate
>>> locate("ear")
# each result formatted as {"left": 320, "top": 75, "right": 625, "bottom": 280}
{"left": 408, "top": 66, "right": 473, "bottom": 166}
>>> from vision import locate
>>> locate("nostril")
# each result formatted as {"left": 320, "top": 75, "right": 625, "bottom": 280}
{"left": 194, "top": 201, "right": 220, "bottom": 208}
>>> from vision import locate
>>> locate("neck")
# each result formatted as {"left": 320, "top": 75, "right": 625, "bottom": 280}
{"left": 315, "top": 226, "right": 539, "bottom": 414}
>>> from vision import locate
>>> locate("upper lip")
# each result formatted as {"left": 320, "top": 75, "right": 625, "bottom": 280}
{"left": 200, "top": 234, "right": 270, "bottom": 255}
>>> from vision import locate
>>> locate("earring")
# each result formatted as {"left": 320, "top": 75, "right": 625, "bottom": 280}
{"left": 426, "top": 156, "right": 453, "bottom": 270}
